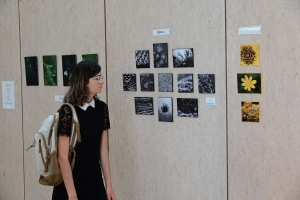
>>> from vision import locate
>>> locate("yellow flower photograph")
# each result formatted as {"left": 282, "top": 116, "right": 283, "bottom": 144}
{"left": 237, "top": 73, "right": 261, "bottom": 93}
{"left": 241, "top": 101, "right": 260, "bottom": 122}
{"left": 240, "top": 44, "right": 260, "bottom": 66}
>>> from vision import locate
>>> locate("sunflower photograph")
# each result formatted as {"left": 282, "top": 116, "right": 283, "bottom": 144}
{"left": 237, "top": 73, "right": 262, "bottom": 93}
{"left": 240, "top": 44, "right": 260, "bottom": 66}
{"left": 241, "top": 101, "right": 260, "bottom": 122}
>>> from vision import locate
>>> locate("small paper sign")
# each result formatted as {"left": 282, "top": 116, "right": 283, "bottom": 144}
{"left": 55, "top": 95, "right": 64, "bottom": 102}
{"left": 239, "top": 25, "right": 261, "bottom": 35}
{"left": 153, "top": 29, "right": 170, "bottom": 36}
{"left": 2, "top": 81, "right": 15, "bottom": 109}
{"left": 206, "top": 98, "right": 215, "bottom": 106}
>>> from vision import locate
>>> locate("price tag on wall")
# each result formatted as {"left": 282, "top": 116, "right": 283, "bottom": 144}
{"left": 239, "top": 25, "right": 261, "bottom": 35}
{"left": 206, "top": 98, "right": 215, "bottom": 106}
{"left": 2, "top": 81, "right": 15, "bottom": 109}
{"left": 153, "top": 29, "right": 170, "bottom": 36}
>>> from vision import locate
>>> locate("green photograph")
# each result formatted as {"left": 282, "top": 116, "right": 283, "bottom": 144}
{"left": 237, "top": 73, "right": 262, "bottom": 93}
{"left": 24, "top": 56, "right": 39, "bottom": 86}
{"left": 82, "top": 54, "right": 98, "bottom": 63}
{"left": 43, "top": 55, "right": 57, "bottom": 86}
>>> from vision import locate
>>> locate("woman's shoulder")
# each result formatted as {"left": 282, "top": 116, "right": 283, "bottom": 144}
{"left": 95, "top": 98, "right": 108, "bottom": 108}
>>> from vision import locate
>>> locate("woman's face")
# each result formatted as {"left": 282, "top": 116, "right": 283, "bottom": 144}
{"left": 86, "top": 72, "right": 105, "bottom": 96}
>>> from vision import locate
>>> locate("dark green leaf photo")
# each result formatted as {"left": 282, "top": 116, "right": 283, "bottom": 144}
{"left": 82, "top": 54, "right": 98, "bottom": 63}
{"left": 24, "top": 56, "right": 39, "bottom": 86}
{"left": 237, "top": 73, "right": 262, "bottom": 93}
{"left": 62, "top": 55, "right": 77, "bottom": 86}
{"left": 43, "top": 55, "right": 57, "bottom": 86}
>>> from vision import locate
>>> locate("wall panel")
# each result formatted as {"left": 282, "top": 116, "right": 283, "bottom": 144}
{"left": 0, "top": 1, "right": 23, "bottom": 200}
{"left": 227, "top": 1, "right": 300, "bottom": 199}
{"left": 19, "top": 1, "right": 106, "bottom": 199}
{"left": 106, "top": 1, "right": 227, "bottom": 199}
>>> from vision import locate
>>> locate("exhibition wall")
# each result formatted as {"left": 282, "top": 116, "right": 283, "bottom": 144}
{"left": 0, "top": 0, "right": 300, "bottom": 199}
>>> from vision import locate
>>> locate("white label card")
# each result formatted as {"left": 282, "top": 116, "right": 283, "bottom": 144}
{"left": 2, "top": 81, "right": 15, "bottom": 109}
{"left": 55, "top": 95, "right": 64, "bottom": 102}
{"left": 206, "top": 98, "right": 215, "bottom": 106}
{"left": 239, "top": 25, "right": 261, "bottom": 35}
{"left": 153, "top": 29, "right": 170, "bottom": 36}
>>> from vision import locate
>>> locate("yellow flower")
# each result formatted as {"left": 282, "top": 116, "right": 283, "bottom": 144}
{"left": 241, "top": 75, "right": 257, "bottom": 91}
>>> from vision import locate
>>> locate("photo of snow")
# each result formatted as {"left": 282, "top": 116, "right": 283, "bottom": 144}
{"left": 134, "top": 97, "right": 154, "bottom": 115}
{"left": 158, "top": 97, "right": 173, "bottom": 122}
{"left": 123, "top": 74, "right": 137, "bottom": 91}
{"left": 135, "top": 50, "right": 150, "bottom": 68}
{"left": 198, "top": 74, "right": 215, "bottom": 93}
{"left": 153, "top": 43, "right": 168, "bottom": 68}
{"left": 177, "top": 98, "right": 198, "bottom": 118}
{"left": 140, "top": 73, "right": 154, "bottom": 91}
{"left": 172, "top": 48, "right": 194, "bottom": 67}
{"left": 158, "top": 73, "right": 173, "bottom": 92}
{"left": 178, "top": 74, "right": 193, "bottom": 93}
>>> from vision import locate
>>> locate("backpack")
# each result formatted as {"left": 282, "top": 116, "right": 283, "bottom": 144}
{"left": 27, "top": 103, "right": 81, "bottom": 186}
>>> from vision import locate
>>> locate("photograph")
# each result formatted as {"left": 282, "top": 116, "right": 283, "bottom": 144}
{"left": 82, "top": 54, "right": 98, "bottom": 63}
{"left": 241, "top": 101, "right": 260, "bottom": 122}
{"left": 158, "top": 73, "right": 173, "bottom": 92}
{"left": 135, "top": 50, "right": 150, "bottom": 68}
{"left": 178, "top": 74, "right": 193, "bottom": 93}
{"left": 198, "top": 74, "right": 215, "bottom": 93}
{"left": 237, "top": 73, "right": 262, "bottom": 93}
{"left": 240, "top": 44, "right": 260, "bottom": 66}
{"left": 140, "top": 73, "right": 154, "bottom": 91}
{"left": 62, "top": 55, "right": 77, "bottom": 86}
{"left": 172, "top": 48, "right": 194, "bottom": 67}
{"left": 24, "top": 56, "right": 39, "bottom": 86}
{"left": 134, "top": 97, "right": 154, "bottom": 115}
{"left": 153, "top": 43, "right": 168, "bottom": 68}
{"left": 43, "top": 55, "right": 57, "bottom": 86}
{"left": 123, "top": 74, "right": 137, "bottom": 91}
{"left": 158, "top": 97, "right": 173, "bottom": 122}
{"left": 177, "top": 98, "right": 198, "bottom": 118}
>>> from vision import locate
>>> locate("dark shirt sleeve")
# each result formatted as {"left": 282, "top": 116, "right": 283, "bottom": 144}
{"left": 103, "top": 103, "right": 111, "bottom": 130}
{"left": 57, "top": 105, "right": 72, "bottom": 137}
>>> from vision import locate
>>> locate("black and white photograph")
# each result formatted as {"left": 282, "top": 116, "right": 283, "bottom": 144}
{"left": 177, "top": 98, "right": 198, "bottom": 118}
{"left": 158, "top": 73, "right": 173, "bottom": 92}
{"left": 153, "top": 43, "right": 168, "bottom": 68}
{"left": 123, "top": 74, "right": 137, "bottom": 91}
{"left": 172, "top": 48, "right": 194, "bottom": 67}
{"left": 198, "top": 74, "right": 215, "bottom": 93}
{"left": 158, "top": 97, "right": 173, "bottom": 122}
{"left": 135, "top": 50, "right": 150, "bottom": 68}
{"left": 178, "top": 74, "right": 193, "bottom": 93}
{"left": 140, "top": 73, "right": 154, "bottom": 91}
{"left": 134, "top": 97, "right": 154, "bottom": 115}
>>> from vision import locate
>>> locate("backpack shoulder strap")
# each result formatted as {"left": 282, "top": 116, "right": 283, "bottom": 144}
{"left": 61, "top": 103, "right": 81, "bottom": 146}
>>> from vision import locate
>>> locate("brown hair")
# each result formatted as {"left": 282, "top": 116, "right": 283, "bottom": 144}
{"left": 63, "top": 61, "right": 101, "bottom": 106}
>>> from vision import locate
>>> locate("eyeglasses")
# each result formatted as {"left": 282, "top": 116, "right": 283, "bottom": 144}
{"left": 90, "top": 75, "right": 105, "bottom": 82}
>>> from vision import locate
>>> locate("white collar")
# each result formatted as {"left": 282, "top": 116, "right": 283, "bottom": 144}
{"left": 79, "top": 99, "right": 95, "bottom": 111}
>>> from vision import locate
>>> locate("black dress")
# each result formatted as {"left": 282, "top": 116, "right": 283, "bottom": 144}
{"left": 52, "top": 99, "right": 110, "bottom": 200}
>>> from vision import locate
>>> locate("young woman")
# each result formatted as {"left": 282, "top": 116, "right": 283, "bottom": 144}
{"left": 52, "top": 61, "right": 116, "bottom": 200}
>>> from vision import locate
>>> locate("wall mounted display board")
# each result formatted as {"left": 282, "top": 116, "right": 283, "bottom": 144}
{"left": 241, "top": 101, "right": 260, "bottom": 122}
{"left": 237, "top": 73, "right": 262, "bottom": 93}
{"left": 43, "top": 55, "right": 57, "bottom": 86}
{"left": 134, "top": 97, "right": 154, "bottom": 115}
{"left": 198, "top": 74, "right": 215, "bottom": 93}
{"left": 178, "top": 74, "right": 193, "bottom": 93}
{"left": 240, "top": 44, "right": 260, "bottom": 66}
{"left": 123, "top": 74, "right": 137, "bottom": 91}
{"left": 135, "top": 50, "right": 150, "bottom": 68}
{"left": 140, "top": 73, "right": 154, "bottom": 91}
{"left": 62, "top": 55, "right": 77, "bottom": 86}
{"left": 153, "top": 43, "right": 168, "bottom": 68}
{"left": 177, "top": 98, "right": 198, "bottom": 118}
{"left": 24, "top": 56, "right": 39, "bottom": 86}
{"left": 158, "top": 73, "right": 173, "bottom": 92}
{"left": 82, "top": 54, "right": 98, "bottom": 63}
{"left": 172, "top": 48, "right": 194, "bottom": 67}
{"left": 157, "top": 97, "right": 173, "bottom": 122}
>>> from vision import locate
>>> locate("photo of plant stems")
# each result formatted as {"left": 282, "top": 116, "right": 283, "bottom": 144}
{"left": 24, "top": 56, "right": 39, "bottom": 86}
{"left": 82, "top": 54, "right": 98, "bottom": 63}
{"left": 241, "top": 101, "right": 260, "bottom": 122}
{"left": 43, "top": 55, "right": 57, "bottom": 86}
{"left": 62, "top": 55, "right": 77, "bottom": 86}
